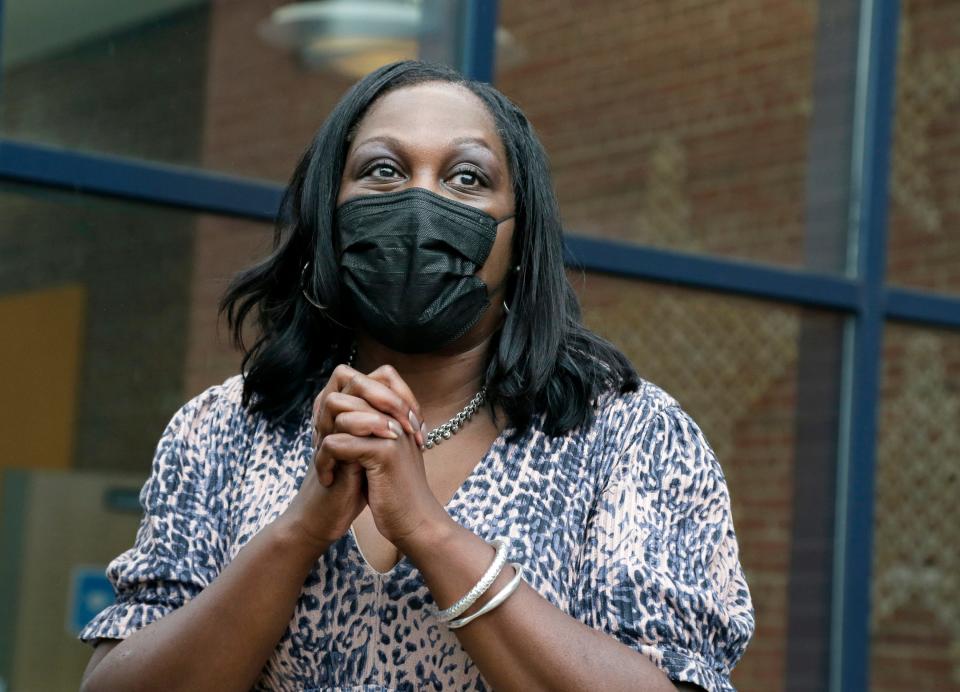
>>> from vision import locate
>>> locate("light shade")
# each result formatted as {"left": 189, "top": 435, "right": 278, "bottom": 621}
{"left": 258, "top": 0, "right": 524, "bottom": 77}
{"left": 259, "top": 0, "right": 421, "bottom": 75}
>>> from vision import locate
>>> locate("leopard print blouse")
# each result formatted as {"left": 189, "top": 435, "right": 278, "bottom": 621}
{"left": 80, "top": 374, "right": 754, "bottom": 691}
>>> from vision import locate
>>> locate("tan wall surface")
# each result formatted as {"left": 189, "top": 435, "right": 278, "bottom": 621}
{"left": 0, "top": 284, "right": 85, "bottom": 471}
{"left": 10, "top": 470, "right": 145, "bottom": 691}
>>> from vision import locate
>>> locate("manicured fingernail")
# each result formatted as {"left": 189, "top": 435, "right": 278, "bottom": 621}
{"left": 420, "top": 422, "right": 426, "bottom": 435}
{"left": 408, "top": 410, "right": 421, "bottom": 431}
{"left": 387, "top": 420, "right": 402, "bottom": 438}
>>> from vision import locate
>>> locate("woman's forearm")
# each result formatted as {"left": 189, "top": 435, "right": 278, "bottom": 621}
{"left": 81, "top": 515, "right": 327, "bottom": 692}
{"left": 400, "top": 519, "right": 680, "bottom": 692}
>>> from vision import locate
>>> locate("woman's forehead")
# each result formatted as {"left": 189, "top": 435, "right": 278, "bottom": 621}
{"left": 348, "top": 82, "right": 504, "bottom": 157}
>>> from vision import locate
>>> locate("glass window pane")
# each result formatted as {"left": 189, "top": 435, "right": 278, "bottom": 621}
{"left": 575, "top": 272, "right": 846, "bottom": 692}
{"left": 0, "top": 185, "right": 270, "bottom": 472}
{"left": 872, "top": 323, "right": 960, "bottom": 691}
{"left": 0, "top": 0, "right": 468, "bottom": 181}
{"left": 498, "top": 1, "right": 862, "bottom": 272}
{"left": 0, "top": 184, "right": 269, "bottom": 690}
{"left": 886, "top": 1, "right": 960, "bottom": 295}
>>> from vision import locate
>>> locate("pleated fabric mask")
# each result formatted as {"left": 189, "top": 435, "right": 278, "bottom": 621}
{"left": 335, "top": 187, "right": 513, "bottom": 353}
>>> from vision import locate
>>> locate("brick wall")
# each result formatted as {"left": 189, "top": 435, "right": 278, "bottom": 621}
{"left": 886, "top": 0, "right": 960, "bottom": 294}
{"left": 877, "top": 0, "right": 960, "bottom": 688}
{"left": 202, "top": 0, "right": 355, "bottom": 180}
{"left": 495, "top": 0, "right": 816, "bottom": 268}
{"left": 873, "top": 325, "right": 960, "bottom": 691}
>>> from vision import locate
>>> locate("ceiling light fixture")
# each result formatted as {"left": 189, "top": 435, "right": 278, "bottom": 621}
{"left": 258, "top": 0, "right": 523, "bottom": 78}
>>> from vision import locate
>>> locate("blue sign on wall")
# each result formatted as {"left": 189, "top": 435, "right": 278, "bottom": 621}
{"left": 67, "top": 566, "right": 114, "bottom": 636}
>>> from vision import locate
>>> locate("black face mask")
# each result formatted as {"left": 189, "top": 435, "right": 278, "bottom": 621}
{"left": 335, "top": 187, "right": 513, "bottom": 354}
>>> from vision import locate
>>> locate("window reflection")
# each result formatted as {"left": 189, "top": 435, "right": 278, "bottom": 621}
{"left": 0, "top": 0, "right": 473, "bottom": 179}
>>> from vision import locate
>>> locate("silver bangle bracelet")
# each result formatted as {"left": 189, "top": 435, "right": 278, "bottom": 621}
{"left": 448, "top": 562, "right": 524, "bottom": 629}
{"left": 436, "top": 539, "right": 509, "bottom": 622}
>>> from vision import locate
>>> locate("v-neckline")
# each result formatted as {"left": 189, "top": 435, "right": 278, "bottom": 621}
{"left": 347, "top": 422, "right": 517, "bottom": 578}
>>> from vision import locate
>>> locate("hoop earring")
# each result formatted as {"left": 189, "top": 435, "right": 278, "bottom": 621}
{"left": 301, "top": 262, "right": 353, "bottom": 330}
{"left": 502, "top": 265, "right": 520, "bottom": 316}
{"left": 300, "top": 262, "right": 327, "bottom": 309}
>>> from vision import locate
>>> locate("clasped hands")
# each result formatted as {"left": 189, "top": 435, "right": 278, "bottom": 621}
{"left": 283, "top": 363, "right": 449, "bottom": 557}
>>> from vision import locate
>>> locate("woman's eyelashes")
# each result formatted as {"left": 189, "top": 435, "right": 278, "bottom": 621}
{"left": 448, "top": 165, "right": 488, "bottom": 189}
{"left": 357, "top": 158, "right": 489, "bottom": 190}
{"left": 360, "top": 159, "right": 403, "bottom": 181}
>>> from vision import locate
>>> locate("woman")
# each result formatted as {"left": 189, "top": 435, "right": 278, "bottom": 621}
{"left": 79, "top": 61, "right": 753, "bottom": 691}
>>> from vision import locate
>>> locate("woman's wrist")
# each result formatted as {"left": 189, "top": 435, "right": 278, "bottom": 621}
{"left": 393, "top": 507, "right": 460, "bottom": 565}
{"left": 270, "top": 512, "right": 334, "bottom": 563}
{"left": 400, "top": 517, "right": 517, "bottom": 621}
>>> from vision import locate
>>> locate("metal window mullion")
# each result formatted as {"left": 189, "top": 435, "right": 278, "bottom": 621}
{"left": 831, "top": 2, "right": 900, "bottom": 691}
{"left": 0, "top": 0, "right": 6, "bottom": 98}
{"left": 885, "top": 286, "right": 960, "bottom": 329}
{"left": 459, "top": 0, "right": 498, "bottom": 82}
{"left": 0, "top": 139, "right": 282, "bottom": 220}
{"left": 565, "top": 235, "right": 861, "bottom": 312}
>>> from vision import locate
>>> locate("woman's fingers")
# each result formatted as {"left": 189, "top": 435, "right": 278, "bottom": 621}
{"left": 366, "top": 365, "right": 425, "bottom": 447}
{"left": 314, "top": 412, "right": 401, "bottom": 486}
{"left": 313, "top": 454, "right": 363, "bottom": 489}
{"left": 320, "top": 433, "right": 383, "bottom": 467}
{"left": 311, "top": 380, "right": 411, "bottom": 487}
{"left": 313, "top": 363, "right": 424, "bottom": 457}
{"left": 311, "top": 392, "right": 373, "bottom": 488}
{"left": 312, "top": 448, "right": 335, "bottom": 488}
{"left": 334, "top": 411, "right": 403, "bottom": 439}
{"left": 321, "top": 460, "right": 337, "bottom": 487}
{"left": 313, "top": 392, "right": 381, "bottom": 438}
{"left": 328, "top": 364, "right": 421, "bottom": 437}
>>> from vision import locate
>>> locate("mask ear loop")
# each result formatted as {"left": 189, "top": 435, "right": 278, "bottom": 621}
{"left": 301, "top": 262, "right": 352, "bottom": 330}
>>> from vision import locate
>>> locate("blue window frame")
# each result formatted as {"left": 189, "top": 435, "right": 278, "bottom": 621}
{"left": 0, "top": 1, "right": 953, "bottom": 690}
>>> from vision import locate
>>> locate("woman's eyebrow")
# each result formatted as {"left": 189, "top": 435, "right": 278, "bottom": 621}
{"left": 351, "top": 135, "right": 496, "bottom": 155}
{"left": 450, "top": 136, "right": 496, "bottom": 154}
{"left": 451, "top": 137, "right": 493, "bottom": 151}
{"left": 351, "top": 135, "right": 405, "bottom": 152}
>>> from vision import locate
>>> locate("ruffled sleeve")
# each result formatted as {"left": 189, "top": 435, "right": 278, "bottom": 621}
{"left": 78, "top": 377, "right": 244, "bottom": 644}
{"left": 572, "top": 402, "right": 754, "bottom": 691}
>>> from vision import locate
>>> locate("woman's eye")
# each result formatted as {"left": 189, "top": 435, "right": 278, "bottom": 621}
{"left": 364, "top": 162, "right": 401, "bottom": 179}
{"left": 450, "top": 168, "right": 483, "bottom": 188}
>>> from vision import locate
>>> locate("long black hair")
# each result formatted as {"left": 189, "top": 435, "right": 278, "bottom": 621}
{"left": 220, "top": 60, "right": 637, "bottom": 436}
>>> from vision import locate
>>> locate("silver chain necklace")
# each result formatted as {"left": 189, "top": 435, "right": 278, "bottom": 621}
{"left": 422, "top": 386, "right": 488, "bottom": 449}
{"left": 347, "top": 345, "right": 487, "bottom": 450}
